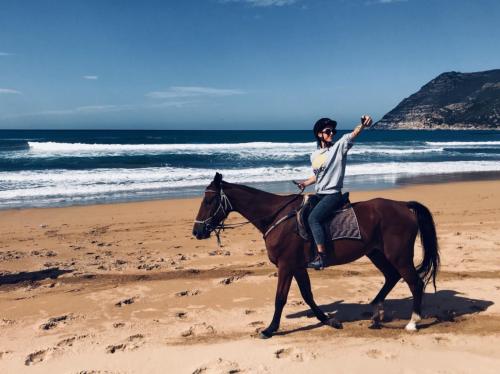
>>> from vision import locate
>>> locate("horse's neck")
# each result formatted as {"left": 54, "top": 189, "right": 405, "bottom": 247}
{"left": 224, "top": 184, "right": 296, "bottom": 234}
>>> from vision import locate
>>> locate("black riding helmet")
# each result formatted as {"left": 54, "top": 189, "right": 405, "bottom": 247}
{"left": 313, "top": 118, "right": 337, "bottom": 147}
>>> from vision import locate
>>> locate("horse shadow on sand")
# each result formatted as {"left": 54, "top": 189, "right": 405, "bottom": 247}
{"left": 0, "top": 267, "right": 73, "bottom": 287}
{"left": 280, "top": 290, "right": 493, "bottom": 335}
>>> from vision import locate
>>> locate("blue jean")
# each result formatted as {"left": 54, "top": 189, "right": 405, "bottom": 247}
{"left": 308, "top": 193, "right": 342, "bottom": 247}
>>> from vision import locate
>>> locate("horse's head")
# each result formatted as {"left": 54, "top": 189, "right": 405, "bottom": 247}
{"left": 192, "top": 172, "right": 232, "bottom": 240}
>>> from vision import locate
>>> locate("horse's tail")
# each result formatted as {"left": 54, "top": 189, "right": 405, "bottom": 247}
{"left": 407, "top": 201, "right": 440, "bottom": 291}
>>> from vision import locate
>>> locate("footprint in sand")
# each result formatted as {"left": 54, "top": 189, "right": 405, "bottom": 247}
{"left": 0, "top": 318, "right": 16, "bottom": 326}
{"left": 0, "top": 351, "right": 13, "bottom": 359}
{"left": 434, "top": 336, "right": 450, "bottom": 344}
{"left": 40, "top": 314, "right": 73, "bottom": 330}
{"left": 192, "top": 357, "right": 241, "bottom": 374}
{"left": 56, "top": 334, "right": 89, "bottom": 348}
{"left": 26, "top": 335, "right": 90, "bottom": 365}
{"left": 219, "top": 272, "right": 249, "bottom": 285}
{"left": 175, "top": 312, "right": 188, "bottom": 319}
{"left": 115, "top": 297, "right": 137, "bottom": 307}
{"left": 274, "top": 348, "right": 292, "bottom": 359}
{"left": 181, "top": 323, "right": 216, "bottom": 338}
{"left": 208, "top": 250, "right": 231, "bottom": 256}
{"left": 106, "top": 334, "right": 145, "bottom": 354}
{"left": 366, "top": 348, "right": 397, "bottom": 360}
{"left": 274, "top": 348, "right": 311, "bottom": 362}
{"left": 248, "top": 321, "right": 264, "bottom": 327}
{"left": 175, "top": 290, "right": 200, "bottom": 297}
{"left": 219, "top": 276, "right": 236, "bottom": 285}
{"left": 25, "top": 349, "right": 51, "bottom": 366}
{"left": 106, "top": 344, "right": 126, "bottom": 354}
{"left": 366, "top": 349, "right": 383, "bottom": 359}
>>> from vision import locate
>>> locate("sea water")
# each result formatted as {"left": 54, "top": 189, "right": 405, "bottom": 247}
{"left": 0, "top": 129, "right": 499, "bottom": 209}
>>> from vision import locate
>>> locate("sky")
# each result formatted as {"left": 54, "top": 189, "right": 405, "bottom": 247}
{"left": 0, "top": 0, "right": 499, "bottom": 130}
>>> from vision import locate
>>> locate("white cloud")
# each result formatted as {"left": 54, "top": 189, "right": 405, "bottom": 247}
{"left": 2, "top": 101, "right": 194, "bottom": 120}
{"left": 0, "top": 88, "right": 21, "bottom": 95}
{"left": 367, "top": 0, "right": 408, "bottom": 4}
{"left": 0, "top": 52, "right": 14, "bottom": 56}
{"left": 76, "top": 105, "right": 126, "bottom": 112}
{"left": 146, "top": 86, "right": 246, "bottom": 99}
{"left": 83, "top": 75, "right": 99, "bottom": 80}
{"left": 222, "top": 0, "right": 298, "bottom": 7}
{"left": 2, "top": 104, "right": 133, "bottom": 119}
{"left": 148, "top": 100, "right": 196, "bottom": 108}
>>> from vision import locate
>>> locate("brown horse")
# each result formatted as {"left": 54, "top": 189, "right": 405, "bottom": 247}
{"left": 193, "top": 173, "right": 439, "bottom": 339}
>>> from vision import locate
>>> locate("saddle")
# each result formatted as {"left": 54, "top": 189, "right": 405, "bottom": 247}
{"left": 296, "top": 192, "right": 361, "bottom": 241}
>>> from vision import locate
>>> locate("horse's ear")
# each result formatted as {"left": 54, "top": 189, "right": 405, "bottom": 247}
{"left": 214, "top": 172, "right": 223, "bottom": 189}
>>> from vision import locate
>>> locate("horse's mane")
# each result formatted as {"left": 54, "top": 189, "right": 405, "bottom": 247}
{"left": 222, "top": 181, "right": 301, "bottom": 200}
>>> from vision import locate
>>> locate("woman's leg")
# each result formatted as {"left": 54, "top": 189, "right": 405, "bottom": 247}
{"left": 307, "top": 193, "right": 342, "bottom": 269}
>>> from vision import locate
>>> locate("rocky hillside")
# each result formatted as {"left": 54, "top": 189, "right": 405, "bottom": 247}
{"left": 374, "top": 69, "right": 500, "bottom": 129}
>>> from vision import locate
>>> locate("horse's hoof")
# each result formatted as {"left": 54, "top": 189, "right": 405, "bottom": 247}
{"left": 405, "top": 322, "right": 418, "bottom": 332}
{"left": 325, "top": 318, "right": 343, "bottom": 329}
{"left": 259, "top": 330, "right": 273, "bottom": 339}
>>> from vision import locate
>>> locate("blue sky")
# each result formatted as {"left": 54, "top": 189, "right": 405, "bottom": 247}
{"left": 0, "top": 0, "right": 499, "bottom": 129}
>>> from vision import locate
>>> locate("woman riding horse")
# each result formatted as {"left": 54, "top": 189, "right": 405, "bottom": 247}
{"left": 298, "top": 115, "right": 373, "bottom": 270}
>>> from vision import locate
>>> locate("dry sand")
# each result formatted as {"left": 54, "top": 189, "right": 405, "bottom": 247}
{"left": 0, "top": 180, "right": 499, "bottom": 373}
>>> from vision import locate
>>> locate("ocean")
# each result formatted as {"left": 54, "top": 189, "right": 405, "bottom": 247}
{"left": 1, "top": 129, "right": 499, "bottom": 209}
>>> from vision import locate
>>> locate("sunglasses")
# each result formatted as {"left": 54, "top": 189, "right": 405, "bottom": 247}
{"left": 321, "top": 128, "right": 336, "bottom": 136}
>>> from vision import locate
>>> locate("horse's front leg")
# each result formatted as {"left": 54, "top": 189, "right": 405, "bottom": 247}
{"left": 259, "top": 266, "right": 293, "bottom": 339}
{"left": 294, "top": 268, "right": 343, "bottom": 329}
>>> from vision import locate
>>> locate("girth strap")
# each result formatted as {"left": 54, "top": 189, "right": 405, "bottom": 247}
{"left": 263, "top": 210, "right": 296, "bottom": 239}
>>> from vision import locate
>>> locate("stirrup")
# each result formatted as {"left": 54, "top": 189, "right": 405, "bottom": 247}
{"left": 307, "top": 252, "right": 327, "bottom": 270}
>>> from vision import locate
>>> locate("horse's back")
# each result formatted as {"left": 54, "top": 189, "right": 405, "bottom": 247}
{"left": 352, "top": 197, "right": 418, "bottom": 232}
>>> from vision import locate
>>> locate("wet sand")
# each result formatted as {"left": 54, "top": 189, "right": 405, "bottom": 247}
{"left": 1, "top": 180, "right": 499, "bottom": 373}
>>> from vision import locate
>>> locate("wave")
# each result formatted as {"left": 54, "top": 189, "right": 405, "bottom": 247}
{"left": 27, "top": 141, "right": 315, "bottom": 153}
{"left": 2, "top": 161, "right": 500, "bottom": 202}
{"left": 23, "top": 141, "right": 314, "bottom": 160}
{"left": 350, "top": 147, "right": 444, "bottom": 155}
{"left": 21, "top": 141, "right": 449, "bottom": 159}
{"left": 426, "top": 141, "right": 500, "bottom": 147}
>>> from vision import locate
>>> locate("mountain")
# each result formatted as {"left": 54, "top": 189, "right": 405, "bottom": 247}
{"left": 373, "top": 69, "right": 500, "bottom": 130}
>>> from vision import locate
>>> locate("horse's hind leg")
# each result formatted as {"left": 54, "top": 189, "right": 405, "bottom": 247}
{"left": 367, "top": 250, "right": 401, "bottom": 328}
{"left": 294, "top": 268, "right": 342, "bottom": 329}
{"left": 385, "top": 242, "right": 424, "bottom": 331}
{"left": 397, "top": 264, "right": 424, "bottom": 331}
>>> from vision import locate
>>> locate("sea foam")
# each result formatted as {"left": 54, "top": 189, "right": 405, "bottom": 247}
{"left": 2, "top": 161, "right": 500, "bottom": 202}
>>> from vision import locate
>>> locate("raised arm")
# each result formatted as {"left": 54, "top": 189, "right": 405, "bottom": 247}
{"left": 349, "top": 115, "right": 373, "bottom": 141}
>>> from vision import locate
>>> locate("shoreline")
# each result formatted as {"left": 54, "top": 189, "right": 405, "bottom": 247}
{"left": 2, "top": 171, "right": 500, "bottom": 211}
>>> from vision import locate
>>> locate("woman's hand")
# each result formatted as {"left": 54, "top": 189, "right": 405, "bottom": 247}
{"left": 361, "top": 115, "right": 373, "bottom": 128}
{"left": 293, "top": 180, "right": 306, "bottom": 191}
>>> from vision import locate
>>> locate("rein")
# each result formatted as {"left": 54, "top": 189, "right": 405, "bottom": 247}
{"left": 195, "top": 185, "right": 303, "bottom": 246}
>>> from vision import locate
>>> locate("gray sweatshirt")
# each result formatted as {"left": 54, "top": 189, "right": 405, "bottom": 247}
{"left": 310, "top": 133, "right": 353, "bottom": 194}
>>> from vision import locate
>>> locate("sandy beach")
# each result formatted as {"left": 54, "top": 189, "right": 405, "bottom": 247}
{"left": 1, "top": 179, "right": 499, "bottom": 373}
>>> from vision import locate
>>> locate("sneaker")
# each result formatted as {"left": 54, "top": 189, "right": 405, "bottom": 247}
{"left": 307, "top": 252, "right": 327, "bottom": 270}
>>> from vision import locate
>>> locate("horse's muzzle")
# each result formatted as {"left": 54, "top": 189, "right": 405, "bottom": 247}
{"left": 192, "top": 223, "right": 210, "bottom": 240}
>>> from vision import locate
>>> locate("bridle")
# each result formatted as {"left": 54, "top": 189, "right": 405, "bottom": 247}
{"left": 193, "top": 187, "right": 247, "bottom": 246}
{"left": 194, "top": 184, "right": 304, "bottom": 246}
